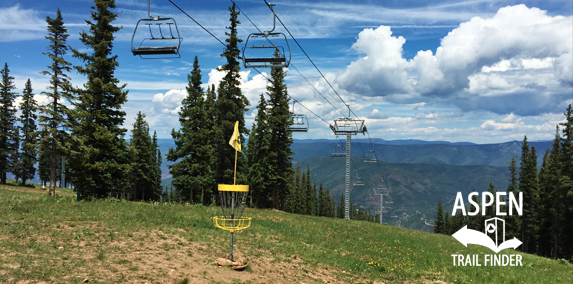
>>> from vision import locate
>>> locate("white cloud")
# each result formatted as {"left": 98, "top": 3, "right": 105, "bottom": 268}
{"left": 322, "top": 5, "right": 572, "bottom": 116}
{"left": 152, "top": 89, "right": 186, "bottom": 114}
{"left": 0, "top": 5, "right": 46, "bottom": 42}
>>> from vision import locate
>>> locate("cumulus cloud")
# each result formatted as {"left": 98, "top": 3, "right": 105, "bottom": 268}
{"left": 152, "top": 89, "right": 186, "bottom": 115}
{"left": 325, "top": 5, "right": 572, "bottom": 116}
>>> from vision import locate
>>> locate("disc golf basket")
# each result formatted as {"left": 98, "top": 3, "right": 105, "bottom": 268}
{"left": 213, "top": 121, "right": 251, "bottom": 262}
{"left": 214, "top": 185, "right": 251, "bottom": 261}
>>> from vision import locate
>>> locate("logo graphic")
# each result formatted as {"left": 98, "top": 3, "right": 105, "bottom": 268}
{"left": 452, "top": 217, "right": 522, "bottom": 253}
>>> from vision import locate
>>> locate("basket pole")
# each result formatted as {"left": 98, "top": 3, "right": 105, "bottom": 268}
{"left": 229, "top": 231, "right": 234, "bottom": 261}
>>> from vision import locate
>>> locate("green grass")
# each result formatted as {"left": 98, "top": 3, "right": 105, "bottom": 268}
{"left": 0, "top": 183, "right": 572, "bottom": 283}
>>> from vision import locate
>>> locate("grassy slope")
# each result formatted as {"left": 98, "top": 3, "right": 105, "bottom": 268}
{"left": 0, "top": 184, "right": 572, "bottom": 284}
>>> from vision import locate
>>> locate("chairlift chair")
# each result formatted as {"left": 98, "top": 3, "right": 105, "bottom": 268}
{"left": 353, "top": 174, "right": 364, "bottom": 187}
{"left": 131, "top": 0, "right": 182, "bottom": 59}
{"left": 331, "top": 137, "right": 346, "bottom": 157}
{"left": 363, "top": 150, "right": 377, "bottom": 163}
{"left": 286, "top": 102, "right": 309, "bottom": 132}
{"left": 242, "top": 4, "right": 291, "bottom": 68}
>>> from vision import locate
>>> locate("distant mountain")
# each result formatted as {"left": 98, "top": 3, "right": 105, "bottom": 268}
{"left": 297, "top": 156, "right": 511, "bottom": 231}
{"left": 291, "top": 140, "right": 551, "bottom": 168}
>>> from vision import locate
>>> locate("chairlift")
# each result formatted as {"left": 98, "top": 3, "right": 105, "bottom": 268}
{"left": 286, "top": 102, "right": 309, "bottom": 132}
{"left": 131, "top": 0, "right": 182, "bottom": 59}
{"left": 363, "top": 150, "right": 377, "bottom": 163}
{"left": 331, "top": 137, "right": 346, "bottom": 157}
{"left": 242, "top": 4, "right": 291, "bottom": 68}
{"left": 353, "top": 174, "right": 364, "bottom": 187}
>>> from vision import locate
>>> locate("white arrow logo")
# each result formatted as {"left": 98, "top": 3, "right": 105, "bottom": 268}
{"left": 452, "top": 225, "right": 522, "bottom": 253}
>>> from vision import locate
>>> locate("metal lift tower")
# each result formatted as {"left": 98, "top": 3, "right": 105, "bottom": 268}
{"left": 330, "top": 106, "right": 365, "bottom": 220}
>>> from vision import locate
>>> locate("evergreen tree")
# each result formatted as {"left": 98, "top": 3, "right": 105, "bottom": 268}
{"left": 542, "top": 128, "right": 563, "bottom": 258}
{"left": 505, "top": 156, "right": 521, "bottom": 239}
{"left": 266, "top": 52, "right": 294, "bottom": 209}
{"left": 70, "top": 0, "right": 129, "bottom": 199}
{"left": 0, "top": 63, "right": 18, "bottom": 184}
{"left": 246, "top": 94, "right": 272, "bottom": 208}
{"left": 153, "top": 131, "right": 162, "bottom": 201}
{"left": 559, "top": 105, "right": 573, "bottom": 260}
{"left": 519, "top": 136, "right": 540, "bottom": 253}
{"left": 12, "top": 127, "right": 22, "bottom": 183}
{"left": 129, "top": 112, "right": 154, "bottom": 201}
{"left": 337, "top": 193, "right": 345, "bottom": 219}
{"left": 38, "top": 128, "right": 50, "bottom": 188}
{"left": 39, "top": 8, "right": 73, "bottom": 197}
{"left": 318, "top": 184, "right": 326, "bottom": 217}
{"left": 18, "top": 79, "right": 39, "bottom": 186}
{"left": 167, "top": 57, "right": 213, "bottom": 204}
{"left": 537, "top": 149, "right": 553, "bottom": 257}
{"left": 444, "top": 211, "right": 451, "bottom": 235}
{"left": 485, "top": 182, "right": 497, "bottom": 219}
{"left": 435, "top": 201, "right": 444, "bottom": 234}
{"left": 213, "top": 3, "right": 249, "bottom": 188}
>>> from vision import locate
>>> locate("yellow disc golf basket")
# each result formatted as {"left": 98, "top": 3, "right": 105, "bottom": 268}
{"left": 214, "top": 184, "right": 251, "bottom": 261}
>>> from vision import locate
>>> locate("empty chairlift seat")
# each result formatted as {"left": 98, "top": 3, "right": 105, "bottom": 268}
{"left": 363, "top": 150, "right": 377, "bottom": 162}
{"left": 286, "top": 102, "right": 309, "bottom": 132}
{"left": 242, "top": 3, "right": 291, "bottom": 69}
{"left": 131, "top": 17, "right": 182, "bottom": 59}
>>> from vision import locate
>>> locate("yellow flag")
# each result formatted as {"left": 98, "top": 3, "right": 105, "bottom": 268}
{"left": 229, "top": 121, "right": 241, "bottom": 152}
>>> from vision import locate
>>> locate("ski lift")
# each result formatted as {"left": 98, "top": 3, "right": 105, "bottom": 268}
{"left": 286, "top": 102, "right": 309, "bottom": 132}
{"left": 131, "top": 0, "right": 182, "bottom": 59}
{"left": 242, "top": 3, "right": 291, "bottom": 68}
{"left": 353, "top": 174, "right": 364, "bottom": 187}
{"left": 363, "top": 150, "right": 377, "bottom": 163}
{"left": 331, "top": 137, "right": 346, "bottom": 157}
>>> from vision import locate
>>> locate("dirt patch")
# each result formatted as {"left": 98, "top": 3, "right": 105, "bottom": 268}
{"left": 0, "top": 185, "right": 68, "bottom": 196}
{"left": 0, "top": 229, "right": 347, "bottom": 283}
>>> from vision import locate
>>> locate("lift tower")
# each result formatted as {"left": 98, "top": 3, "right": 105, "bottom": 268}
{"left": 330, "top": 106, "right": 365, "bottom": 220}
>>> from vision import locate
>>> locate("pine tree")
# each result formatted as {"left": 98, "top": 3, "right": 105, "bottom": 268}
{"left": 435, "top": 201, "right": 444, "bottom": 234}
{"left": 17, "top": 79, "right": 39, "bottom": 186}
{"left": 129, "top": 112, "right": 154, "bottom": 201}
{"left": 70, "top": 0, "right": 129, "bottom": 199}
{"left": 213, "top": 3, "right": 249, "bottom": 187}
{"left": 485, "top": 182, "right": 497, "bottom": 219}
{"left": 537, "top": 149, "right": 553, "bottom": 257}
{"left": 246, "top": 94, "right": 272, "bottom": 208}
{"left": 444, "top": 211, "right": 451, "bottom": 235}
{"left": 543, "top": 128, "right": 563, "bottom": 258}
{"left": 153, "top": 131, "right": 162, "bottom": 201}
{"left": 318, "top": 184, "right": 326, "bottom": 217}
{"left": 151, "top": 131, "right": 162, "bottom": 200}
{"left": 519, "top": 136, "right": 540, "bottom": 253}
{"left": 266, "top": 52, "right": 294, "bottom": 209}
{"left": 12, "top": 127, "right": 22, "bottom": 183}
{"left": 0, "top": 63, "right": 18, "bottom": 184}
{"left": 38, "top": 128, "right": 50, "bottom": 188}
{"left": 506, "top": 156, "right": 521, "bottom": 239}
{"left": 39, "top": 8, "right": 73, "bottom": 196}
{"left": 559, "top": 105, "right": 573, "bottom": 260}
{"left": 167, "top": 57, "right": 213, "bottom": 204}
{"left": 337, "top": 193, "right": 345, "bottom": 218}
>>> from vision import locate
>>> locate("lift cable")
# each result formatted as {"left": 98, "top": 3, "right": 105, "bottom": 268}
{"left": 168, "top": 0, "right": 332, "bottom": 128}
{"left": 251, "top": 67, "right": 333, "bottom": 127}
{"left": 232, "top": 0, "right": 346, "bottom": 118}
{"left": 264, "top": 0, "right": 360, "bottom": 119}
{"left": 168, "top": 0, "right": 226, "bottom": 47}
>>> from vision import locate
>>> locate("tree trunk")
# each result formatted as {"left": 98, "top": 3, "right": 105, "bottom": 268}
{"left": 48, "top": 142, "right": 57, "bottom": 197}
{"left": 21, "top": 178, "right": 26, "bottom": 187}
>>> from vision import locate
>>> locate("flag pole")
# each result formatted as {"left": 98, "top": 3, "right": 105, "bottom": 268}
{"left": 234, "top": 149, "right": 237, "bottom": 185}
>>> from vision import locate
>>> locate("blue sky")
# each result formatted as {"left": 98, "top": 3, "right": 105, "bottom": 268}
{"left": 1, "top": 0, "right": 572, "bottom": 143}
